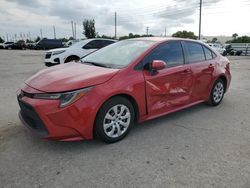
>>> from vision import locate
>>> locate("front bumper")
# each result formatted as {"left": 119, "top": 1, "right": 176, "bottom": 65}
{"left": 18, "top": 97, "right": 48, "bottom": 136}
{"left": 17, "top": 85, "right": 96, "bottom": 141}
{"left": 44, "top": 52, "right": 61, "bottom": 67}
{"left": 45, "top": 62, "right": 59, "bottom": 67}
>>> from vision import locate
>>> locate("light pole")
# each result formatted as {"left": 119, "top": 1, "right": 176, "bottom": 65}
{"left": 199, "top": 0, "right": 202, "bottom": 40}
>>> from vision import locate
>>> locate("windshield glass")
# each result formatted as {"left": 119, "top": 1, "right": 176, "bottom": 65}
{"left": 81, "top": 40, "right": 155, "bottom": 68}
{"left": 70, "top": 40, "right": 87, "bottom": 49}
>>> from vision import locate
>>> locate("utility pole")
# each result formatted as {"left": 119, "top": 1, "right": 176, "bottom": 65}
{"left": 53, "top": 25, "right": 56, "bottom": 39}
{"left": 146, "top": 26, "right": 149, "bottom": 36}
{"left": 115, "top": 12, "right": 117, "bottom": 39}
{"left": 199, "top": 0, "right": 202, "bottom": 40}
{"left": 74, "top": 22, "right": 77, "bottom": 39}
{"left": 40, "top": 28, "right": 43, "bottom": 39}
{"left": 28, "top": 32, "right": 31, "bottom": 41}
{"left": 71, "top": 21, "right": 74, "bottom": 39}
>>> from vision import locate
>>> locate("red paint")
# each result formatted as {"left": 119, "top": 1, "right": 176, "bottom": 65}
{"left": 17, "top": 38, "right": 231, "bottom": 141}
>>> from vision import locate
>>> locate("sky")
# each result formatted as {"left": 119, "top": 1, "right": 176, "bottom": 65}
{"left": 0, "top": 0, "right": 250, "bottom": 41}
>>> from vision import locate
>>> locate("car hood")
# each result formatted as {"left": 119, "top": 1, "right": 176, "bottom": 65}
{"left": 25, "top": 63, "right": 119, "bottom": 93}
{"left": 48, "top": 48, "right": 67, "bottom": 53}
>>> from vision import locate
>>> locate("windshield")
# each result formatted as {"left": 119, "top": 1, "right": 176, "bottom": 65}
{"left": 70, "top": 40, "right": 87, "bottom": 49}
{"left": 81, "top": 40, "right": 155, "bottom": 68}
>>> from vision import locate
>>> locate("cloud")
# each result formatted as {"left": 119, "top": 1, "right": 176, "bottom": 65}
{"left": 0, "top": 0, "right": 249, "bottom": 39}
{"left": 7, "top": 0, "right": 41, "bottom": 7}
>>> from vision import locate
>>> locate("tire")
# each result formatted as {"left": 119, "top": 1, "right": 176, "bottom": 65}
{"left": 65, "top": 56, "right": 80, "bottom": 63}
{"left": 94, "top": 96, "right": 135, "bottom": 143}
{"left": 207, "top": 78, "right": 225, "bottom": 106}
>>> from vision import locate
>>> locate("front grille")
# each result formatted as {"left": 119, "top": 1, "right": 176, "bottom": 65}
{"left": 45, "top": 52, "right": 52, "bottom": 59}
{"left": 18, "top": 97, "right": 48, "bottom": 136}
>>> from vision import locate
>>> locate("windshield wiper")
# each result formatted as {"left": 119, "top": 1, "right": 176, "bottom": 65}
{"left": 82, "top": 61, "right": 111, "bottom": 68}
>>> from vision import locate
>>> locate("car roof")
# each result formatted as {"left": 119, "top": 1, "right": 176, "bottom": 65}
{"left": 86, "top": 38, "right": 117, "bottom": 42}
{"left": 128, "top": 37, "right": 200, "bottom": 43}
{"left": 127, "top": 37, "right": 203, "bottom": 44}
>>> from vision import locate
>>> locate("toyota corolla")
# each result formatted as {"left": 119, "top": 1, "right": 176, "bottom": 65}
{"left": 17, "top": 37, "right": 231, "bottom": 143}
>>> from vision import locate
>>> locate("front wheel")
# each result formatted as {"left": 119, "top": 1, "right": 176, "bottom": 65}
{"left": 94, "top": 97, "right": 135, "bottom": 143}
{"left": 207, "top": 79, "right": 225, "bottom": 106}
{"left": 64, "top": 56, "right": 80, "bottom": 63}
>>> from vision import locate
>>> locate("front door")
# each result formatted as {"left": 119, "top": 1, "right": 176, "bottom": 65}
{"left": 142, "top": 41, "right": 194, "bottom": 116}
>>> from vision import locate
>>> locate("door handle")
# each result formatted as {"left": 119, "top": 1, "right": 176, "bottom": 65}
{"left": 208, "top": 64, "right": 214, "bottom": 68}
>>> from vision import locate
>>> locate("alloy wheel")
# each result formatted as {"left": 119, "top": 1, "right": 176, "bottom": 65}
{"left": 103, "top": 104, "right": 131, "bottom": 138}
{"left": 213, "top": 81, "right": 224, "bottom": 104}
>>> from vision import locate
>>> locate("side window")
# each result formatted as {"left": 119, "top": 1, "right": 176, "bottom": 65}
{"left": 145, "top": 41, "right": 184, "bottom": 68}
{"left": 184, "top": 42, "right": 206, "bottom": 63}
{"left": 83, "top": 40, "right": 102, "bottom": 49}
{"left": 203, "top": 46, "right": 213, "bottom": 60}
{"left": 102, "top": 40, "right": 114, "bottom": 47}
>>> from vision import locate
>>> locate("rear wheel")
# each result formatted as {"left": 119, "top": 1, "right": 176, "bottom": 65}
{"left": 207, "top": 78, "right": 225, "bottom": 106}
{"left": 94, "top": 97, "right": 135, "bottom": 143}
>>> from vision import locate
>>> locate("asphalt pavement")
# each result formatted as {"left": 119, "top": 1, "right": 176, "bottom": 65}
{"left": 0, "top": 50, "right": 249, "bottom": 188}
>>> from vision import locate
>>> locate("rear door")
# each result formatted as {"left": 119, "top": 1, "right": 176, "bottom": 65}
{"left": 143, "top": 41, "right": 194, "bottom": 116}
{"left": 182, "top": 41, "right": 216, "bottom": 100}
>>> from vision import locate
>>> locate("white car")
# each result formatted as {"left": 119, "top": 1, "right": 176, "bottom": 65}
{"left": 208, "top": 43, "right": 226, "bottom": 56}
{"left": 44, "top": 38, "right": 116, "bottom": 66}
{"left": 0, "top": 42, "right": 14, "bottom": 49}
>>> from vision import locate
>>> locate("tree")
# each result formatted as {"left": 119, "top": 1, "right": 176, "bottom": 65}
{"left": 118, "top": 33, "right": 154, "bottom": 40}
{"left": 211, "top": 37, "right": 218, "bottom": 43}
{"left": 0, "top": 37, "right": 4, "bottom": 43}
{"left": 59, "top": 38, "right": 68, "bottom": 42}
{"left": 232, "top": 33, "right": 238, "bottom": 40}
{"left": 82, "top": 19, "right": 97, "bottom": 39}
{"left": 172, "top": 30, "right": 198, "bottom": 39}
{"left": 97, "top": 35, "right": 115, "bottom": 39}
{"left": 26, "top": 39, "right": 33, "bottom": 43}
{"left": 35, "top": 36, "right": 41, "bottom": 42}
{"left": 226, "top": 35, "right": 250, "bottom": 43}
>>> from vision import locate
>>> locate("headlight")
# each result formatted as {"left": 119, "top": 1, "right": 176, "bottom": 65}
{"left": 33, "top": 87, "right": 92, "bottom": 108}
{"left": 52, "top": 50, "right": 66, "bottom": 55}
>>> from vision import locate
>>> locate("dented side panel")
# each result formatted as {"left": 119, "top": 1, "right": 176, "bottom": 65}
{"left": 143, "top": 65, "right": 194, "bottom": 116}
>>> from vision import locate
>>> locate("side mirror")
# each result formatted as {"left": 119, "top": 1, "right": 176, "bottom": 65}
{"left": 151, "top": 60, "right": 166, "bottom": 71}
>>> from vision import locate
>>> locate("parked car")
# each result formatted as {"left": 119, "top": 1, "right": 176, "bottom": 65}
{"left": 26, "top": 42, "right": 36, "bottom": 50}
{"left": 225, "top": 44, "right": 243, "bottom": 56}
{"left": 208, "top": 43, "right": 227, "bottom": 56}
{"left": 34, "top": 39, "right": 64, "bottom": 50}
{"left": 17, "top": 37, "right": 231, "bottom": 143}
{"left": 64, "top": 39, "right": 80, "bottom": 47}
{"left": 0, "top": 42, "right": 14, "bottom": 49}
{"left": 44, "top": 38, "right": 116, "bottom": 67}
{"left": 7, "top": 40, "right": 26, "bottom": 50}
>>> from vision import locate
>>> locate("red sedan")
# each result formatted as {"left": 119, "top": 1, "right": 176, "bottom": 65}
{"left": 17, "top": 38, "right": 231, "bottom": 143}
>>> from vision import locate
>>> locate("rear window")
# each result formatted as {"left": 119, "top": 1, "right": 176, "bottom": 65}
{"left": 203, "top": 46, "right": 213, "bottom": 60}
{"left": 184, "top": 42, "right": 206, "bottom": 63}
